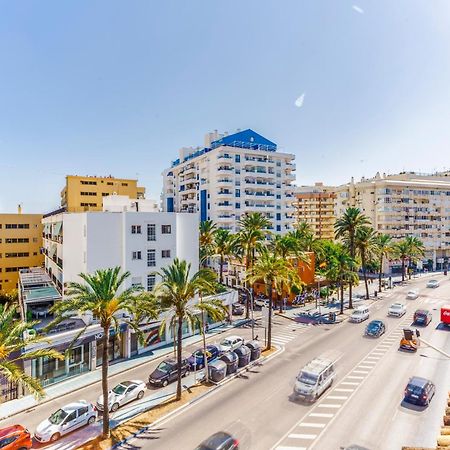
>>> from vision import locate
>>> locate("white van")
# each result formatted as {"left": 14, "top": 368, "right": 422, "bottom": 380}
{"left": 350, "top": 306, "right": 370, "bottom": 323}
{"left": 293, "top": 358, "right": 335, "bottom": 402}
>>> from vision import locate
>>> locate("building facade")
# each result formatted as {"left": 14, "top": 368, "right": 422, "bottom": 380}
{"left": 60, "top": 175, "right": 146, "bottom": 212}
{"left": 335, "top": 171, "right": 450, "bottom": 269}
{"left": 294, "top": 183, "right": 336, "bottom": 240}
{"left": 162, "top": 129, "right": 296, "bottom": 233}
{"left": 0, "top": 208, "right": 44, "bottom": 293}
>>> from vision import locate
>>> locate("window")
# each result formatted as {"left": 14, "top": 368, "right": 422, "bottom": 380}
{"left": 80, "top": 180, "right": 97, "bottom": 185}
{"left": 65, "top": 411, "right": 77, "bottom": 423}
{"left": 78, "top": 406, "right": 88, "bottom": 415}
{"left": 5, "top": 224, "right": 29, "bottom": 229}
{"left": 80, "top": 191, "right": 97, "bottom": 196}
{"left": 122, "top": 183, "right": 128, "bottom": 186}
{"left": 132, "top": 251, "right": 142, "bottom": 260}
{"left": 147, "top": 274, "right": 156, "bottom": 291}
{"left": 162, "top": 250, "right": 171, "bottom": 258}
{"left": 161, "top": 225, "right": 171, "bottom": 234}
{"left": 102, "top": 192, "right": 109, "bottom": 197}
{"left": 131, "top": 277, "right": 142, "bottom": 287}
{"left": 5, "top": 252, "right": 29, "bottom": 258}
{"left": 80, "top": 202, "right": 97, "bottom": 207}
{"left": 147, "top": 249, "right": 156, "bottom": 267}
{"left": 0, "top": 436, "right": 17, "bottom": 446}
{"left": 131, "top": 225, "right": 142, "bottom": 234}
{"left": 235, "top": 155, "right": 240, "bottom": 163}
{"left": 5, "top": 238, "right": 29, "bottom": 243}
{"left": 235, "top": 189, "right": 240, "bottom": 198}
{"left": 107, "top": 182, "right": 113, "bottom": 186}
{"left": 147, "top": 224, "right": 156, "bottom": 241}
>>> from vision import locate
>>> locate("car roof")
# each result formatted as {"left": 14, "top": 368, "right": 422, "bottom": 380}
{"left": 201, "top": 431, "right": 233, "bottom": 447}
{"left": 368, "top": 320, "right": 383, "bottom": 325}
{"left": 354, "top": 306, "right": 368, "bottom": 311}
{"left": 391, "top": 303, "right": 403, "bottom": 307}
{"left": 60, "top": 400, "right": 89, "bottom": 411}
{"left": 408, "top": 376, "right": 430, "bottom": 387}
{"left": 223, "top": 335, "right": 241, "bottom": 341}
{"left": 415, "top": 309, "right": 430, "bottom": 314}
{"left": 0, "top": 425, "right": 26, "bottom": 438}
{"left": 301, "top": 357, "right": 333, "bottom": 375}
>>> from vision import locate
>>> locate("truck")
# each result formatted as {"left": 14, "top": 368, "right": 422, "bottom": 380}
{"left": 441, "top": 305, "right": 450, "bottom": 326}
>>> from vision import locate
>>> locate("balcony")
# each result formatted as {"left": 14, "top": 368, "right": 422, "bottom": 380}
{"left": 218, "top": 166, "right": 233, "bottom": 172}
{"left": 217, "top": 154, "right": 233, "bottom": 160}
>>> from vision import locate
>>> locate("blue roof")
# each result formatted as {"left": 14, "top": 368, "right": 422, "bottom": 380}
{"left": 211, "top": 129, "right": 277, "bottom": 151}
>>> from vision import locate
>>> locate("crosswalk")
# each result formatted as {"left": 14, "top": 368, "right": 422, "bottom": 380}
{"left": 271, "top": 321, "right": 310, "bottom": 347}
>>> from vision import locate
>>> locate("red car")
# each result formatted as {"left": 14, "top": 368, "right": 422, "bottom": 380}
{"left": 0, "top": 425, "right": 32, "bottom": 450}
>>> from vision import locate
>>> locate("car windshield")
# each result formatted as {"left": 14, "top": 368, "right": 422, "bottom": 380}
{"left": 157, "top": 361, "right": 173, "bottom": 373}
{"left": 49, "top": 409, "right": 69, "bottom": 425}
{"left": 112, "top": 384, "right": 127, "bottom": 395}
{"left": 297, "top": 371, "right": 318, "bottom": 385}
{"left": 367, "top": 322, "right": 380, "bottom": 331}
{"left": 407, "top": 383, "right": 423, "bottom": 395}
{"left": 391, "top": 304, "right": 402, "bottom": 309}
{"left": 220, "top": 339, "right": 231, "bottom": 346}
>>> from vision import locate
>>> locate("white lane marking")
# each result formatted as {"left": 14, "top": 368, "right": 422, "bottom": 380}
{"left": 357, "top": 365, "right": 373, "bottom": 368}
{"left": 346, "top": 375, "right": 365, "bottom": 380}
{"left": 276, "top": 447, "right": 307, "bottom": 450}
{"left": 371, "top": 351, "right": 385, "bottom": 355}
{"left": 288, "top": 433, "right": 317, "bottom": 439}
{"left": 327, "top": 395, "right": 348, "bottom": 400}
{"left": 309, "top": 413, "right": 334, "bottom": 418}
{"left": 298, "top": 423, "right": 326, "bottom": 428}
{"left": 341, "top": 382, "right": 360, "bottom": 386}
{"left": 366, "top": 356, "right": 380, "bottom": 360}
{"left": 317, "top": 404, "right": 341, "bottom": 408}
{"left": 334, "top": 388, "right": 354, "bottom": 392}
{"left": 272, "top": 337, "right": 292, "bottom": 343}
{"left": 353, "top": 370, "right": 369, "bottom": 374}
{"left": 361, "top": 361, "right": 377, "bottom": 365}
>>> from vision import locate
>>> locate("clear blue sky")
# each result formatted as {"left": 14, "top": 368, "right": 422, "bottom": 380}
{"left": 1, "top": 0, "right": 450, "bottom": 213}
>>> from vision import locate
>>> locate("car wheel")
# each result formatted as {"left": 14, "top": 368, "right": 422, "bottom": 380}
{"left": 111, "top": 402, "right": 119, "bottom": 412}
{"left": 137, "top": 390, "right": 144, "bottom": 400}
{"left": 162, "top": 379, "right": 169, "bottom": 387}
{"left": 184, "top": 369, "right": 190, "bottom": 377}
{"left": 88, "top": 415, "right": 96, "bottom": 425}
{"left": 50, "top": 433, "right": 61, "bottom": 442}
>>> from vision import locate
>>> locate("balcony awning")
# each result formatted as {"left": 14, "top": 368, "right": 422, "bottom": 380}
{"left": 48, "top": 243, "right": 57, "bottom": 257}
{"left": 43, "top": 223, "right": 50, "bottom": 233}
{"left": 52, "top": 222, "right": 63, "bottom": 236}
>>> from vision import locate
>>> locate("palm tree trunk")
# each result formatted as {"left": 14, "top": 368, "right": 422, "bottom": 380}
{"left": 340, "top": 283, "right": 344, "bottom": 314}
{"left": 176, "top": 317, "right": 183, "bottom": 401}
{"left": 362, "top": 254, "right": 369, "bottom": 300}
{"left": 266, "top": 284, "right": 273, "bottom": 351}
{"left": 219, "top": 254, "right": 224, "bottom": 285}
{"left": 245, "top": 257, "right": 250, "bottom": 319}
{"left": 378, "top": 255, "right": 383, "bottom": 293}
{"left": 101, "top": 326, "right": 110, "bottom": 438}
{"left": 401, "top": 258, "right": 405, "bottom": 282}
{"left": 349, "top": 237, "right": 354, "bottom": 309}
{"left": 408, "top": 257, "right": 412, "bottom": 280}
{"left": 201, "top": 307, "right": 209, "bottom": 384}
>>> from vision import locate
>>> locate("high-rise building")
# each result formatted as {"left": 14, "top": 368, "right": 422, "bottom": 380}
{"left": 294, "top": 183, "right": 336, "bottom": 240}
{"left": 335, "top": 171, "right": 450, "bottom": 270}
{"left": 60, "top": 175, "right": 146, "bottom": 212}
{"left": 0, "top": 207, "right": 43, "bottom": 293}
{"left": 162, "top": 129, "right": 296, "bottom": 233}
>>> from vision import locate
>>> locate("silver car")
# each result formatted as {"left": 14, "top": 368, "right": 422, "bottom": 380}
{"left": 426, "top": 279, "right": 440, "bottom": 288}
{"left": 219, "top": 335, "right": 244, "bottom": 352}
{"left": 96, "top": 380, "right": 146, "bottom": 412}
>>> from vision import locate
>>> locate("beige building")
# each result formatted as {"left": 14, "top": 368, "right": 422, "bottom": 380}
{"left": 61, "top": 175, "right": 145, "bottom": 212}
{"left": 335, "top": 171, "right": 450, "bottom": 269}
{"left": 0, "top": 207, "right": 44, "bottom": 293}
{"left": 294, "top": 183, "right": 336, "bottom": 240}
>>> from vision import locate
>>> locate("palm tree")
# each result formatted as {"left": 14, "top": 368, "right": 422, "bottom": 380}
{"left": 354, "top": 226, "right": 378, "bottom": 299}
{"left": 50, "top": 267, "right": 148, "bottom": 439}
{"left": 0, "top": 303, "right": 63, "bottom": 399}
{"left": 247, "top": 250, "right": 292, "bottom": 350}
{"left": 199, "top": 220, "right": 217, "bottom": 267}
{"left": 393, "top": 240, "right": 410, "bottom": 282}
{"left": 213, "top": 229, "right": 237, "bottom": 285}
{"left": 405, "top": 236, "right": 425, "bottom": 279}
{"left": 334, "top": 207, "right": 370, "bottom": 308}
{"left": 152, "top": 259, "right": 226, "bottom": 398}
{"left": 374, "top": 234, "right": 393, "bottom": 292}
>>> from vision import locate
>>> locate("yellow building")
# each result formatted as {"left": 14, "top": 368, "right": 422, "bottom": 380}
{"left": 0, "top": 208, "right": 44, "bottom": 293}
{"left": 294, "top": 183, "right": 336, "bottom": 240}
{"left": 61, "top": 175, "right": 146, "bottom": 212}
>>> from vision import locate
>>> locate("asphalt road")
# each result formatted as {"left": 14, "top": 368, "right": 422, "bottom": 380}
{"left": 119, "top": 275, "right": 450, "bottom": 450}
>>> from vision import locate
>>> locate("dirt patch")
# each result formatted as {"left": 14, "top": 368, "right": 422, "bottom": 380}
{"left": 262, "top": 346, "right": 277, "bottom": 357}
{"left": 77, "top": 383, "right": 211, "bottom": 450}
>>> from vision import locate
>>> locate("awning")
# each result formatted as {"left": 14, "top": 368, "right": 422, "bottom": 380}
{"left": 48, "top": 243, "right": 57, "bottom": 257}
{"left": 43, "top": 223, "right": 49, "bottom": 233}
{"left": 52, "top": 222, "right": 63, "bottom": 236}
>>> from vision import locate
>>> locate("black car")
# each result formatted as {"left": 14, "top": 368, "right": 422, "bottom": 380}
{"left": 195, "top": 432, "right": 239, "bottom": 450}
{"left": 413, "top": 309, "right": 432, "bottom": 326}
{"left": 404, "top": 376, "right": 435, "bottom": 406}
{"left": 365, "top": 320, "right": 386, "bottom": 338}
{"left": 232, "top": 304, "right": 244, "bottom": 316}
{"left": 149, "top": 357, "right": 189, "bottom": 387}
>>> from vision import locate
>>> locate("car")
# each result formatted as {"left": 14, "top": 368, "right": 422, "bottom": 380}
{"left": 187, "top": 345, "right": 220, "bottom": 369}
{"left": 232, "top": 303, "right": 244, "bottom": 315}
{"left": 148, "top": 357, "right": 190, "bottom": 387}
{"left": 399, "top": 328, "right": 419, "bottom": 352}
{"left": 388, "top": 303, "right": 407, "bottom": 317}
{"left": 293, "top": 358, "right": 335, "bottom": 402}
{"left": 406, "top": 290, "right": 419, "bottom": 300}
{"left": 349, "top": 306, "right": 370, "bottom": 323}
{"left": 426, "top": 279, "right": 440, "bottom": 288}
{"left": 404, "top": 376, "right": 435, "bottom": 406}
{"left": 365, "top": 320, "right": 386, "bottom": 338}
{"left": 414, "top": 309, "right": 432, "bottom": 326}
{"left": 34, "top": 400, "right": 97, "bottom": 443}
{"left": 219, "top": 335, "right": 244, "bottom": 352}
{"left": 96, "top": 380, "right": 146, "bottom": 412}
{"left": 195, "top": 431, "right": 239, "bottom": 450}
{"left": 0, "top": 425, "right": 32, "bottom": 450}
{"left": 254, "top": 297, "right": 269, "bottom": 308}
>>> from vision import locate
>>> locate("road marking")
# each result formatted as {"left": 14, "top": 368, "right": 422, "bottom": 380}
{"left": 298, "top": 423, "right": 326, "bottom": 428}
{"left": 288, "top": 433, "right": 317, "bottom": 439}
{"left": 361, "top": 360, "right": 377, "bottom": 365}
{"left": 357, "top": 365, "right": 373, "bottom": 369}
{"left": 371, "top": 351, "right": 385, "bottom": 355}
{"left": 276, "top": 447, "right": 307, "bottom": 450}
{"left": 317, "top": 403, "right": 341, "bottom": 408}
{"left": 334, "top": 388, "right": 354, "bottom": 392}
{"left": 272, "top": 337, "right": 292, "bottom": 343}
{"left": 309, "top": 413, "right": 334, "bottom": 418}
{"left": 346, "top": 375, "right": 365, "bottom": 380}
{"left": 327, "top": 395, "right": 348, "bottom": 400}
{"left": 353, "top": 370, "right": 369, "bottom": 374}
{"left": 366, "top": 356, "right": 380, "bottom": 360}
{"left": 341, "top": 381, "right": 359, "bottom": 386}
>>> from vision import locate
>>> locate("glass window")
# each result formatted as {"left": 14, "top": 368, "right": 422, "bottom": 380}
{"left": 161, "top": 225, "right": 172, "bottom": 234}
{"left": 147, "top": 249, "right": 156, "bottom": 267}
{"left": 147, "top": 274, "right": 156, "bottom": 291}
{"left": 161, "top": 250, "right": 171, "bottom": 258}
{"left": 147, "top": 224, "right": 156, "bottom": 241}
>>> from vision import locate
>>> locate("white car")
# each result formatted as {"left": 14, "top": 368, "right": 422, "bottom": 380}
{"left": 35, "top": 400, "right": 97, "bottom": 443}
{"left": 219, "top": 335, "right": 244, "bottom": 352}
{"left": 254, "top": 297, "right": 270, "bottom": 308}
{"left": 388, "top": 302, "right": 407, "bottom": 317}
{"left": 406, "top": 290, "right": 419, "bottom": 300}
{"left": 427, "top": 279, "right": 440, "bottom": 288}
{"left": 96, "top": 380, "right": 146, "bottom": 412}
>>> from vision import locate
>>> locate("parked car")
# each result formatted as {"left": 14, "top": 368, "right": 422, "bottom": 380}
{"left": 148, "top": 357, "right": 190, "bottom": 387}
{"left": 34, "top": 400, "right": 97, "bottom": 443}
{"left": 388, "top": 303, "right": 407, "bottom": 317}
{"left": 365, "top": 320, "right": 386, "bottom": 338}
{"left": 187, "top": 345, "right": 220, "bottom": 369}
{"left": 195, "top": 431, "right": 239, "bottom": 450}
{"left": 406, "top": 290, "right": 419, "bottom": 300}
{"left": 96, "top": 380, "right": 146, "bottom": 412}
{"left": 254, "top": 297, "right": 269, "bottom": 308}
{"left": 404, "top": 376, "right": 435, "bottom": 406}
{"left": 349, "top": 306, "right": 370, "bottom": 323}
{"left": 232, "top": 303, "right": 244, "bottom": 315}
{"left": 0, "top": 425, "right": 32, "bottom": 450}
{"left": 426, "top": 279, "right": 440, "bottom": 288}
{"left": 219, "top": 335, "right": 244, "bottom": 352}
{"left": 413, "top": 309, "right": 432, "bottom": 326}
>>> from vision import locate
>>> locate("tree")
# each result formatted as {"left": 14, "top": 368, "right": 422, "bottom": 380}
{"left": 50, "top": 267, "right": 149, "bottom": 439}
{"left": 404, "top": 236, "right": 425, "bottom": 279}
{"left": 354, "top": 226, "right": 378, "bottom": 299}
{"left": 212, "top": 229, "right": 238, "bottom": 285}
{"left": 393, "top": 240, "right": 410, "bottom": 282}
{"left": 334, "top": 207, "right": 370, "bottom": 308}
{"left": 199, "top": 220, "right": 217, "bottom": 267}
{"left": 0, "top": 289, "right": 19, "bottom": 306}
{"left": 152, "top": 259, "right": 226, "bottom": 398}
{"left": 0, "top": 303, "right": 63, "bottom": 399}
{"left": 374, "top": 234, "right": 393, "bottom": 292}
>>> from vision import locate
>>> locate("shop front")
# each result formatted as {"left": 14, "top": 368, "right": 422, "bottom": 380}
{"left": 130, "top": 322, "right": 167, "bottom": 357}
{"left": 95, "top": 324, "right": 128, "bottom": 367}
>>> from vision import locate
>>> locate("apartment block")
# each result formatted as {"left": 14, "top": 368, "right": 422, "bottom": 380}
{"left": 335, "top": 171, "right": 450, "bottom": 269}
{"left": 293, "top": 183, "right": 336, "bottom": 240}
{"left": 60, "top": 175, "right": 146, "bottom": 212}
{"left": 162, "top": 129, "right": 296, "bottom": 233}
{"left": 0, "top": 208, "right": 43, "bottom": 293}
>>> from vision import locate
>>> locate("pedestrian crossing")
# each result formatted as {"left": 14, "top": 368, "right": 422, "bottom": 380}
{"left": 270, "top": 322, "right": 310, "bottom": 346}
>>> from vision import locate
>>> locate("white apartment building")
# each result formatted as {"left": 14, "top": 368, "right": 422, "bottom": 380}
{"left": 161, "top": 129, "right": 296, "bottom": 233}
{"left": 335, "top": 171, "right": 450, "bottom": 270}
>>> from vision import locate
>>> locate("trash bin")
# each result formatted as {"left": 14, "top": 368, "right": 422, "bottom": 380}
{"left": 245, "top": 340, "right": 261, "bottom": 361}
{"left": 208, "top": 360, "right": 227, "bottom": 383}
{"left": 234, "top": 346, "right": 251, "bottom": 367}
{"left": 328, "top": 312, "right": 336, "bottom": 323}
{"left": 219, "top": 351, "right": 239, "bottom": 375}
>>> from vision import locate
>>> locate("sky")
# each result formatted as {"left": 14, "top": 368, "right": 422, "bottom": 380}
{"left": 1, "top": 0, "right": 450, "bottom": 213}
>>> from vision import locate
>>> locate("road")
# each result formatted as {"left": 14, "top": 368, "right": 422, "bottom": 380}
{"left": 119, "top": 275, "right": 450, "bottom": 450}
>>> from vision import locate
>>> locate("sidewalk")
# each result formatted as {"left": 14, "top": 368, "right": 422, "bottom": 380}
{"left": 0, "top": 318, "right": 249, "bottom": 421}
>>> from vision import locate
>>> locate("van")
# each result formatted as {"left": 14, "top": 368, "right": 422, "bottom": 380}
{"left": 293, "top": 358, "right": 335, "bottom": 402}
{"left": 350, "top": 306, "right": 369, "bottom": 323}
